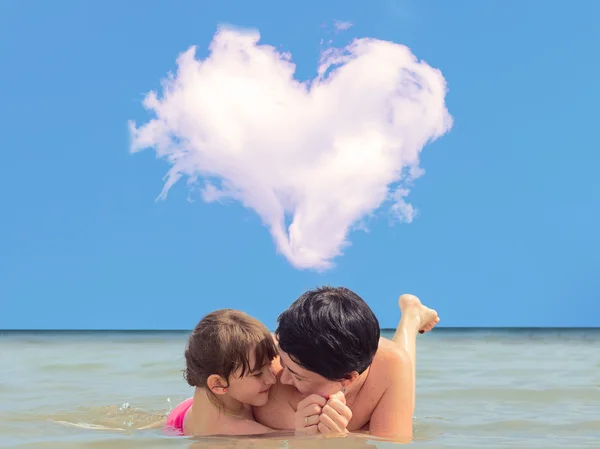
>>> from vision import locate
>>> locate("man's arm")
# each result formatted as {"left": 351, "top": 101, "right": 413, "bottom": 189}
{"left": 367, "top": 348, "right": 414, "bottom": 442}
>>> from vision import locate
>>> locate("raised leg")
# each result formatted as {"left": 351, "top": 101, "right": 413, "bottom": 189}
{"left": 391, "top": 294, "right": 439, "bottom": 409}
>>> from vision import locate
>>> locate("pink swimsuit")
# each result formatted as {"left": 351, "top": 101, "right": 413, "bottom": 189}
{"left": 165, "top": 398, "right": 193, "bottom": 435}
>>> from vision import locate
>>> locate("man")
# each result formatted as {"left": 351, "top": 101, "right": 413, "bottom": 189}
{"left": 253, "top": 286, "right": 439, "bottom": 441}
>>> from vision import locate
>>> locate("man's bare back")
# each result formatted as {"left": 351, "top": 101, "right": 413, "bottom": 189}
{"left": 254, "top": 294, "right": 439, "bottom": 438}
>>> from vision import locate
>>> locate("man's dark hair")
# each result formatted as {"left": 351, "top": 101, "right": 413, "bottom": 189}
{"left": 275, "top": 286, "right": 380, "bottom": 381}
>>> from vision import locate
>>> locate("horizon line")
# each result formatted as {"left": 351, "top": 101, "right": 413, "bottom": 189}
{"left": 1, "top": 326, "right": 598, "bottom": 333}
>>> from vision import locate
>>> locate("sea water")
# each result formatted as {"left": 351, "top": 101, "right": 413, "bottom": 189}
{"left": 1, "top": 329, "right": 599, "bottom": 448}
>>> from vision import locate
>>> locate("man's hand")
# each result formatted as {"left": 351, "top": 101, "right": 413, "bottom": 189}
{"left": 294, "top": 394, "right": 327, "bottom": 435}
{"left": 317, "top": 391, "right": 353, "bottom": 435}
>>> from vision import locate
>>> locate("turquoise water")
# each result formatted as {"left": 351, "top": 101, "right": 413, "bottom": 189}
{"left": 1, "top": 329, "right": 599, "bottom": 448}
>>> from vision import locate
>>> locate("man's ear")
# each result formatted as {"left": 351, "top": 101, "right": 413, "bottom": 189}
{"left": 207, "top": 374, "right": 228, "bottom": 395}
{"left": 340, "top": 371, "right": 360, "bottom": 388}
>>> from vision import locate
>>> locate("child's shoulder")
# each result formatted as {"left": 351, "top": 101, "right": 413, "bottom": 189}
{"left": 190, "top": 404, "right": 273, "bottom": 436}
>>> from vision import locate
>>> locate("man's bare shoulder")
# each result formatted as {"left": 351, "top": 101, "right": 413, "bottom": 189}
{"left": 252, "top": 375, "right": 299, "bottom": 430}
{"left": 371, "top": 338, "right": 411, "bottom": 380}
{"left": 342, "top": 338, "right": 409, "bottom": 430}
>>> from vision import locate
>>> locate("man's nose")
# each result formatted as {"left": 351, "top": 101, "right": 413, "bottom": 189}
{"left": 280, "top": 368, "right": 293, "bottom": 385}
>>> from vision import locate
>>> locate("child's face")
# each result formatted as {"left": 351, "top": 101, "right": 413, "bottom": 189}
{"left": 227, "top": 352, "right": 277, "bottom": 406}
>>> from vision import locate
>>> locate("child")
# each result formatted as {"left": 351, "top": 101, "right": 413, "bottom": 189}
{"left": 166, "top": 309, "right": 279, "bottom": 436}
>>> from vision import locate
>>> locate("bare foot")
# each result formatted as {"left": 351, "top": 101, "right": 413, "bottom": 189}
{"left": 399, "top": 294, "right": 440, "bottom": 334}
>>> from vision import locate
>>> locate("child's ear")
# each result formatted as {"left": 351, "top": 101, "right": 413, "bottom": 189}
{"left": 207, "top": 374, "right": 228, "bottom": 395}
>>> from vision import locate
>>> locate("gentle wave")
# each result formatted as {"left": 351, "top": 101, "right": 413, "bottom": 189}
{"left": 40, "top": 363, "right": 109, "bottom": 372}
{"left": 419, "top": 386, "right": 600, "bottom": 402}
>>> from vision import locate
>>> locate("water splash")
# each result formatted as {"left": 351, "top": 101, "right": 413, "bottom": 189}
{"left": 46, "top": 401, "right": 169, "bottom": 432}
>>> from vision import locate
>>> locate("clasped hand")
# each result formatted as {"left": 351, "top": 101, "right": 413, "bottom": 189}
{"left": 294, "top": 391, "right": 352, "bottom": 435}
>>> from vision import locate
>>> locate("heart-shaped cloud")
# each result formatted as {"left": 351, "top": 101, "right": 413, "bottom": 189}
{"left": 129, "top": 25, "right": 453, "bottom": 270}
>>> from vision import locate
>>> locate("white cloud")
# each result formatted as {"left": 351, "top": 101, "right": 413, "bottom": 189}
{"left": 390, "top": 187, "right": 416, "bottom": 224}
{"left": 333, "top": 20, "right": 354, "bottom": 32}
{"left": 129, "top": 25, "right": 453, "bottom": 270}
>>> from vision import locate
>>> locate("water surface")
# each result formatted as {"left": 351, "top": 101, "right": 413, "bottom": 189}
{"left": 1, "top": 329, "right": 598, "bottom": 448}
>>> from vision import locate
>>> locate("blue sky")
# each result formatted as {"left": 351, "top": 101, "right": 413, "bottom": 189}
{"left": 1, "top": 0, "right": 598, "bottom": 330}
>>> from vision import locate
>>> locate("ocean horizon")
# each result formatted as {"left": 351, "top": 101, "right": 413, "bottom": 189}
{"left": 2, "top": 327, "right": 599, "bottom": 332}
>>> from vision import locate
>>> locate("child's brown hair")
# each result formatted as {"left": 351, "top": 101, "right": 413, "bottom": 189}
{"left": 183, "top": 309, "right": 277, "bottom": 388}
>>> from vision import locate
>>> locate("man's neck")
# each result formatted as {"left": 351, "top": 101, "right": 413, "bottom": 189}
{"left": 344, "top": 366, "right": 371, "bottom": 405}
